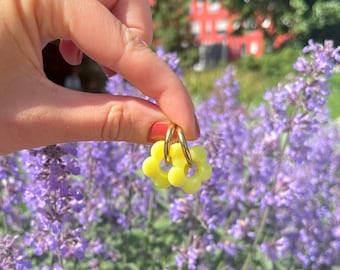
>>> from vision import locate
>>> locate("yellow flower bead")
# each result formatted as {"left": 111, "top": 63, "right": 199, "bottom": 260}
{"left": 142, "top": 141, "right": 171, "bottom": 188}
{"left": 167, "top": 143, "right": 186, "bottom": 187}
{"left": 190, "top": 145, "right": 212, "bottom": 183}
{"left": 168, "top": 144, "right": 212, "bottom": 194}
{"left": 182, "top": 177, "right": 201, "bottom": 194}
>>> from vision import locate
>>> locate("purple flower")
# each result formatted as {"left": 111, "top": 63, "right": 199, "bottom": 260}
{"left": 76, "top": 141, "right": 152, "bottom": 231}
{"left": 20, "top": 144, "right": 87, "bottom": 262}
{"left": 0, "top": 235, "right": 31, "bottom": 270}
{"left": 170, "top": 40, "right": 340, "bottom": 269}
{"left": 0, "top": 153, "right": 27, "bottom": 228}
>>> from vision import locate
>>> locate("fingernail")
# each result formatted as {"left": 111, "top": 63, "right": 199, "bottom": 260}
{"left": 147, "top": 122, "right": 169, "bottom": 143}
{"left": 102, "top": 66, "right": 117, "bottom": 78}
{"left": 76, "top": 50, "right": 83, "bottom": 64}
{"left": 194, "top": 115, "right": 201, "bottom": 138}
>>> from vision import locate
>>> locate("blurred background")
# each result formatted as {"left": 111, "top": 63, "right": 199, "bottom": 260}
{"left": 43, "top": 0, "right": 340, "bottom": 114}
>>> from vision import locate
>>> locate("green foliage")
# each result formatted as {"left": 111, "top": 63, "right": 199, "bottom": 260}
{"left": 236, "top": 48, "right": 297, "bottom": 75}
{"left": 221, "top": 0, "right": 340, "bottom": 44}
{"left": 184, "top": 47, "right": 300, "bottom": 106}
{"left": 287, "top": 0, "right": 340, "bottom": 40}
{"left": 152, "top": 0, "right": 198, "bottom": 68}
{"left": 232, "top": 47, "right": 300, "bottom": 105}
{"left": 328, "top": 73, "right": 340, "bottom": 118}
{"left": 184, "top": 68, "right": 224, "bottom": 104}
{"left": 222, "top": 0, "right": 293, "bottom": 33}
{"left": 184, "top": 47, "right": 340, "bottom": 119}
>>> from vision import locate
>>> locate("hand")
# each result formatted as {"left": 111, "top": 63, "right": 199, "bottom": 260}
{"left": 0, "top": 0, "right": 199, "bottom": 155}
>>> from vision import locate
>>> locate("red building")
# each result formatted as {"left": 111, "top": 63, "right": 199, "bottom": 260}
{"left": 189, "top": 0, "right": 264, "bottom": 61}
{"left": 149, "top": 0, "right": 289, "bottom": 69}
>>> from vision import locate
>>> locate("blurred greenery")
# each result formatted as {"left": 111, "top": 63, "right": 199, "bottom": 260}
{"left": 221, "top": 0, "right": 340, "bottom": 45}
{"left": 328, "top": 73, "right": 340, "bottom": 118}
{"left": 234, "top": 47, "right": 300, "bottom": 106}
{"left": 183, "top": 67, "right": 224, "bottom": 105}
{"left": 184, "top": 47, "right": 300, "bottom": 104}
{"left": 152, "top": 0, "right": 198, "bottom": 68}
{"left": 184, "top": 47, "right": 340, "bottom": 118}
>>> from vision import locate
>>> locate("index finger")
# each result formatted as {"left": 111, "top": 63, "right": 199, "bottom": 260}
{"left": 54, "top": 0, "right": 199, "bottom": 139}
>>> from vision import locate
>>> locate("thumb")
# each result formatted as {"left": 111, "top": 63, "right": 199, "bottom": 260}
{"left": 3, "top": 76, "right": 167, "bottom": 154}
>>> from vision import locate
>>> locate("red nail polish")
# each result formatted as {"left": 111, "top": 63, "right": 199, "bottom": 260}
{"left": 102, "top": 66, "right": 116, "bottom": 78}
{"left": 76, "top": 50, "right": 83, "bottom": 64}
{"left": 148, "top": 122, "right": 180, "bottom": 143}
{"left": 147, "top": 122, "right": 169, "bottom": 143}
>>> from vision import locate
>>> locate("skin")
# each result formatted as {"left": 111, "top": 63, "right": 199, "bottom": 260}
{"left": 0, "top": 0, "right": 199, "bottom": 155}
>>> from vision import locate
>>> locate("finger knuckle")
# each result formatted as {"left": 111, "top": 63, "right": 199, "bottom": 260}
{"left": 101, "top": 103, "right": 125, "bottom": 141}
{"left": 121, "top": 25, "right": 148, "bottom": 53}
{"left": 101, "top": 101, "right": 136, "bottom": 142}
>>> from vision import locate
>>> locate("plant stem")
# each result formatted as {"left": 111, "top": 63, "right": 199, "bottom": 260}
{"left": 241, "top": 132, "right": 290, "bottom": 270}
{"left": 241, "top": 207, "right": 270, "bottom": 270}
{"left": 145, "top": 190, "right": 155, "bottom": 265}
{"left": 146, "top": 190, "right": 155, "bottom": 235}
{"left": 2, "top": 214, "right": 8, "bottom": 235}
{"left": 57, "top": 252, "right": 64, "bottom": 268}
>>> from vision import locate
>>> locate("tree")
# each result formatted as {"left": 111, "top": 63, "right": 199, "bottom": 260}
{"left": 151, "top": 0, "right": 198, "bottom": 67}
{"left": 221, "top": 0, "right": 340, "bottom": 46}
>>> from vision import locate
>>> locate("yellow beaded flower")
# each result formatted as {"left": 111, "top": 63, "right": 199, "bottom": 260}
{"left": 168, "top": 144, "right": 212, "bottom": 194}
{"left": 142, "top": 140, "right": 212, "bottom": 194}
{"left": 142, "top": 141, "right": 171, "bottom": 188}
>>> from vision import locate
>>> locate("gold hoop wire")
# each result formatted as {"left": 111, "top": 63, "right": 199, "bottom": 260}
{"left": 164, "top": 123, "right": 176, "bottom": 164}
{"left": 176, "top": 126, "right": 194, "bottom": 168}
{"left": 164, "top": 123, "right": 194, "bottom": 168}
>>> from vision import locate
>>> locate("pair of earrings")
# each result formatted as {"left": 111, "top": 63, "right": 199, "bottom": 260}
{"left": 142, "top": 123, "right": 212, "bottom": 194}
